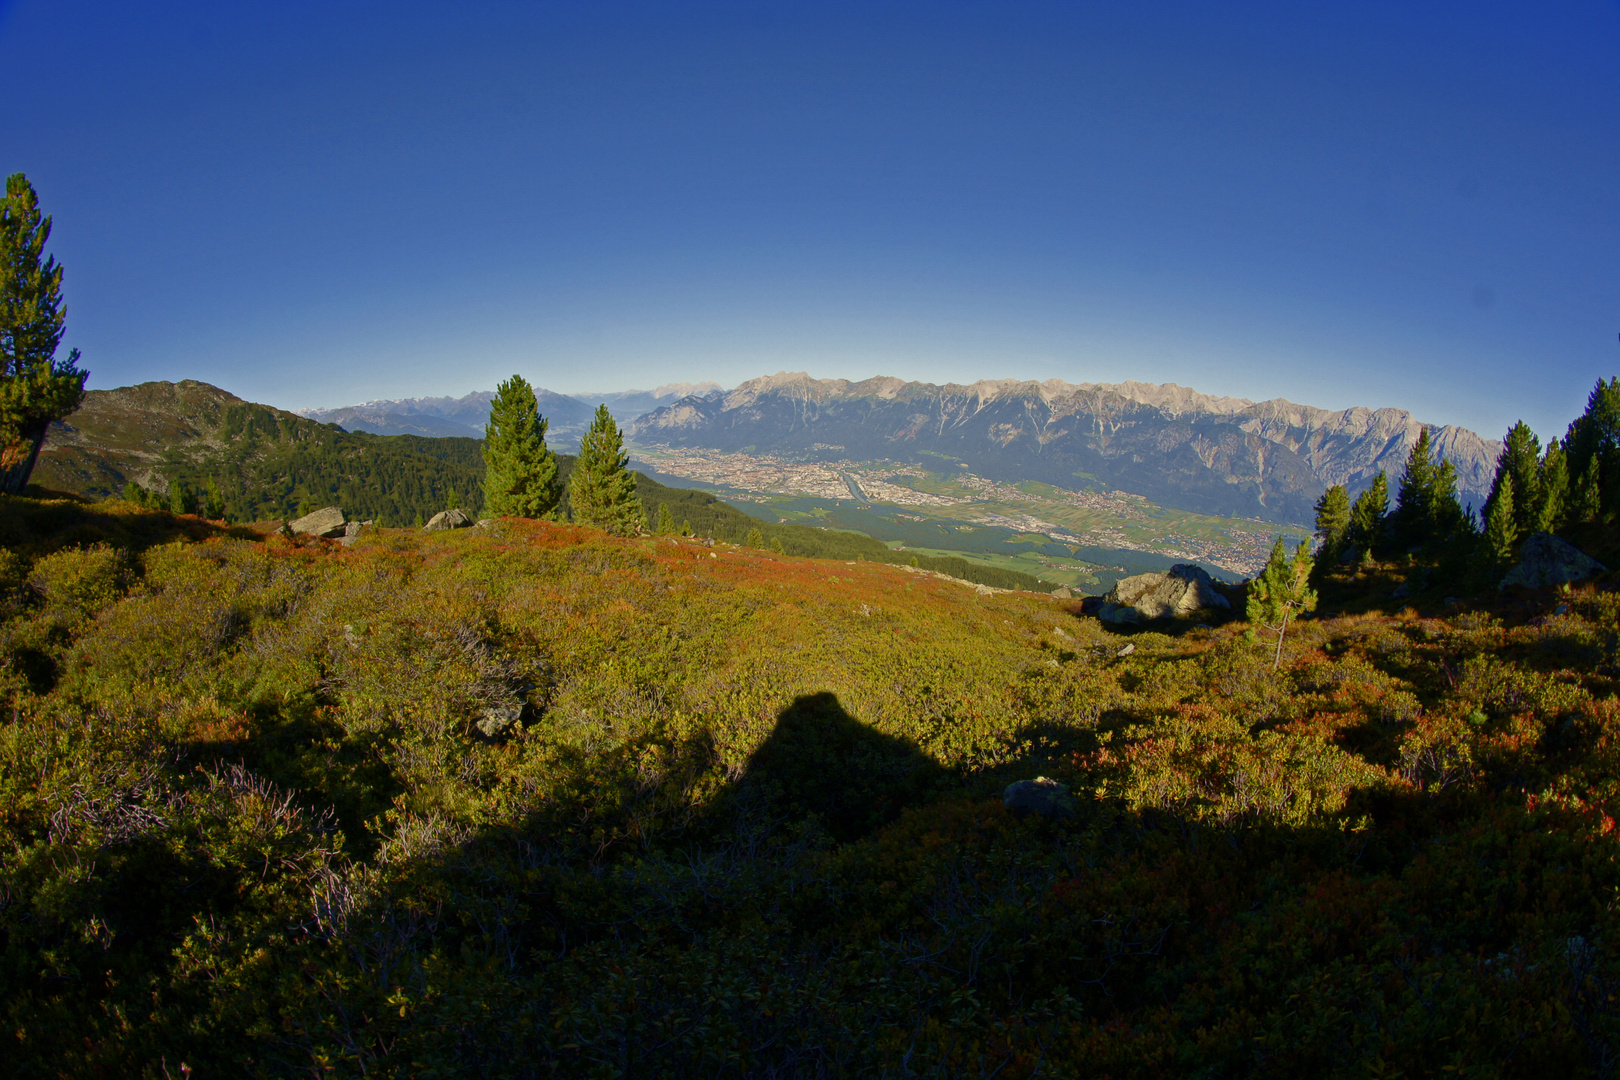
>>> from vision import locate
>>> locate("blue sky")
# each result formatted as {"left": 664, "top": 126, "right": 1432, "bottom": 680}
{"left": 1, "top": 1, "right": 1616, "bottom": 442}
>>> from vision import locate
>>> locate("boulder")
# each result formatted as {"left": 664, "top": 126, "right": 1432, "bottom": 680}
{"left": 288, "top": 506, "right": 346, "bottom": 538}
{"left": 1050, "top": 586, "right": 1074, "bottom": 599}
{"left": 1003, "top": 777, "right": 1077, "bottom": 821}
{"left": 424, "top": 508, "right": 474, "bottom": 531}
{"left": 476, "top": 705, "right": 523, "bottom": 738}
{"left": 1096, "top": 564, "right": 1230, "bottom": 624}
{"left": 1501, "top": 532, "right": 1606, "bottom": 590}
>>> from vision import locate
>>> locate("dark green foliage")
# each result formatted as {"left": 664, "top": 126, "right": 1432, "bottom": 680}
{"left": 1245, "top": 536, "right": 1316, "bottom": 668}
{"left": 168, "top": 476, "right": 194, "bottom": 516}
{"left": 481, "top": 374, "right": 559, "bottom": 518}
{"left": 0, "top": 174, "right": 87, "bottom": 493}
{"left": 1392, "top": 428, "right": 1467, "bottom": 549}
{"left": 1483, "top": 471, "right": 1518, "bottom": 566}
{"left": 1538, "top": 437, "right": 1569, "bottom": 533}
{"left": 568, "top": 405, "right": 644, "bottom": 535}
{"left": 655, "top": 502, "right": 675, "bottom": 534}
{"left": 1485, "top": 420, "right": 1541, "bottom": 544}
{"left": 1565, "top": 377, "right": 1620, "bottom": 520}
{"left": 1348, "top": 470, "right": 1389, "bottom": 560}
{"left": 1312, "top": 483, "right": 1350, "bottom": 566}
{"left": 746, "top": 525, "right": 764, "bottom": 548}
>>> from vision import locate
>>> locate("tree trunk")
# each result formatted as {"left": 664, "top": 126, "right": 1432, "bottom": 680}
{"left": 0, "top": 420, "right": 49, "bottom": 495}
{"left": 1272, "top": 609, "right": 1290, "bottom": 670}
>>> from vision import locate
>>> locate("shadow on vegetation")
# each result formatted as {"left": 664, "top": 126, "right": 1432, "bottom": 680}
{"left": 0, "top": 491, "right": 261, "bottom": 556}
{"left": 736, "top": 691, "right": 948, "bottom": 843}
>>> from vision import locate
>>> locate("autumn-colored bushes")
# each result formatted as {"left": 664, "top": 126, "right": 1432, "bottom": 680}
{"left": 2, "top": 499, "right": 1619, "bottom": 1076}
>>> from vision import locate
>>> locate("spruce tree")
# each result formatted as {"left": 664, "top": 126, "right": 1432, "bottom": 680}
{"left": 482, "top": 374, "right": 559, "bottom": 519}
{"left": 681, "top": 518, "right": 693, "bottom": 537}
{"left": 169, "top": 478, "right": 194, "bottom": 516}
{"left": 1348, "top": 472, "right": 1389, "bottom": 561}
{"left": 1536, "top": 438, "right": 1568, "bottom": 533}
{"left": 0, "top": 174, "right": 87, "bottom": 494}
{"left": 569, "top": 404, "right": 645, "bottom": 536}
{"left": 655, "top": 503, "right": 675, "bottom": 534}
{"left": 1246, "top": 537, "right": 1317, "bottom": 670}
{"left": 1483, "top": 471, "right": 1517, "bottom": 565}
{"left": 1566, "top": 378, "right": 1620, "bottom": 520}
{"left": 771, "top": 537, "right": 785, "bottom": 554}
{"left": 1312, "top": 484, "right": 1351, "bottom": 564}
{"left": 747, "top": 526, "right": 764, "bottom": 548}
{"left": 1392, "top": 428, "right": 1465, "bottom": 548}
{"left": 1485, "top": 421, "right": 1541, "bottom": 541}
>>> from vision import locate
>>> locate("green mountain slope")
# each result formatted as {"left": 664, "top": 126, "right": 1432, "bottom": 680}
{"left": 33, "top": 381, "right": 1046, "bottom": 591}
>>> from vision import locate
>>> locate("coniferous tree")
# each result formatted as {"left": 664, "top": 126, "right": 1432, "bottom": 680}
{"left": 1348, "top": 471, "right": 1389, "bottom": 561}
{"left": 0, "top": 174, "right": 87, "bottom": 494}
{"left": 482, "top": 374, "right": 559, "bottom": 518}
{"left": 1246, "top": 537, "right": 1317, "bottom": 670}
{"left": 747, "top": 526, "right": 764, "bottom": 548}
{"left": 169, "top": 478, "right": 194, "bottom": 516}
{"left": 1536, "top": 438, "right": 1569, "bottom": 533}
{"left": 569, "top": 404, "right": 644, "bottom": 536}
{"left": 681, "top": 518, "right": 693, "bottom": 537}
{"left": 1392, "top": 428, "right": 1465, "bottom": 548}
{"left": 655, "top": 503, "right": 675, "bottom": 534}
{"left": 1312, "top": 485, "right": 1351, "bottom": 564}
{"left": 1483, "top": 472, "right": 1517, "bottom": 566}
{"left": 1566, "top": 377, "right": 1620, "bottom": 520}
{"left": 771, "top": 537, "right": 785, "bottom": 555}
{"left": 1485, "top": 421, "right": 1541, "bottom": 541}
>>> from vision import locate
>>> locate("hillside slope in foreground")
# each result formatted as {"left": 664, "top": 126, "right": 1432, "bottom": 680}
{"left": 3, "top": 495, "right": 1619, "bottom": 1077}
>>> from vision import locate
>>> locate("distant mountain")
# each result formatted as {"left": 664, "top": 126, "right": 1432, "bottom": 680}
{"left": 628, "top": 372, "right": 1502, "bottom": 526}
{"left": 299, "top": 382, "right": 724, "bottom": 446}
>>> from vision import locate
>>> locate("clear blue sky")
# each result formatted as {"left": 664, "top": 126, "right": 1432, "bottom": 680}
{"left": 1, "top": 0, "right": 1616, "bottom": 442}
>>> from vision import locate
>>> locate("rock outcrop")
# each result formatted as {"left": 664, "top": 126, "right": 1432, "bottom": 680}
{"left": 1095, "top": 563, "right": 1231, "bottom": 624}
{"left": 424, "top": 508, "right": 474, "bottom": 531}
{"left": 289, "top": 506, "right": 347, "bottom": 538}
{"left": 1501, "top": 532, "right": 1606, "bottom": 590}
{"left": 1003, "top": 777, "right": 1077, "bottom": 821}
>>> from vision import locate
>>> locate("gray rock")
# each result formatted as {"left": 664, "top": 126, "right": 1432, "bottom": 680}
{"left": 424, "top": 508, "right": 475, "bottom": 532}
{"left": 337, "top": 520, "right": 368, "bottom": 547}
{"left": 1501, "top": 532, "right": 1606, "bottom": 591}
{"left": 476, "top": 705, "right": 523, "bottom": 738}
{"left": 1115, "top": 642, "right": 1135, "bottom": 657}
{"left": 1096, "top": 564, "right": 1231, "bottom": 624}
{"left": 1002, "top": 777, "right": 1077, "bottom": 821}
{"left": 1050, "top": 586, "right": 1074, "bottom": 599}
{"left": 289, "top": 506, "right": 347, "bottom": 538}
{"left": 1554, "top": 602, "right": 1572, "bottom": 616}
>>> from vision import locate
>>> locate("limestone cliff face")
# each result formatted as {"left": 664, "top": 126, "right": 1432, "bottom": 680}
{"left": 629, "top": 373, "right": 1501, "bottom": 526}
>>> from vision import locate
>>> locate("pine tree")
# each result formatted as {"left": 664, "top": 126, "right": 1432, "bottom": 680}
{"left": 747, "top": 526, "right": 764, "bottom": 548}
{"left": 1312, "top": 484, "right": 1351, "bottom": 564}
{"left": 1392, "top": 428, "right": 1465, "bottom": 548}
{"left": 569, "top": 404, "right": 645, "bottom": 536}
{"left": 655, "top": 503, "right": 675, "bottom": 534}
{"left": 482, "top": 374, "right": 559, "bottom": 518}
{"left": 1485, "top": 421, "right": 1541, "bottom": 541}
{"left": 1536, "top": 438, "right": 1568, "bottom": 533}
{"left": 771, "top": 536, "right": 785, "bottom": 554}
{"left": 1566, "top": 378, "right": 1620, "bottom": 520}
{"left": 1482, "top": 471, "right": 1517, "bottom": 565}
{"left": 1348, "top": 472, "right": 1389, "bottom": 561}
{"left": 204, "top": 480, "right": 226, "bottom": 521}
{"left": 169, "top": 478, "right": 194, "bottom": 516}
{"left": 1246, "top": 537, "right": 1317, "bottom": 670}
{"left": 0, "top": 174, "right": 87, "bottom": 494}
{"left": 681, "top": 519, "right": 693, "bottom": 537}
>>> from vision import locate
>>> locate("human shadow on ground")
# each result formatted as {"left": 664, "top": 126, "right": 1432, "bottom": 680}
{"left": 731, "top": 691, "right": 949, "bottom": 843}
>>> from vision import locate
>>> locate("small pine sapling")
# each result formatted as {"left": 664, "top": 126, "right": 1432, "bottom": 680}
{"left": 1246, "top": 537, "right": 1318, "bottom": 670}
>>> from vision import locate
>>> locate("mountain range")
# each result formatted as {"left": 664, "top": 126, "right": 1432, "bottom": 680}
{"left": 627, "top": 372, "right": 1502, "bottom": 526}
{"left": 297, "top": 382, "right": 722, "bottom": 444}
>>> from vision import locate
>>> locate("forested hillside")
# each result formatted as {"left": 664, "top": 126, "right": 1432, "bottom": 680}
{"left": 0, "top": 491, "right": 1617, "bottom": 1077}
